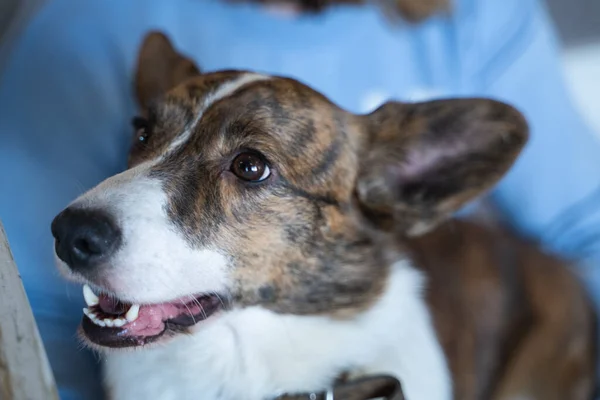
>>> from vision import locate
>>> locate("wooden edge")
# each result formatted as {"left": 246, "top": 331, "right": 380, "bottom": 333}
{"left": 0, "top": 221, "right": 58, "bottom": 400}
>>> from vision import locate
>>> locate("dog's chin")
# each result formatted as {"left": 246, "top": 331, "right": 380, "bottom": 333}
{"left": 78, "top": 285, "right": 225, "bottom": 349}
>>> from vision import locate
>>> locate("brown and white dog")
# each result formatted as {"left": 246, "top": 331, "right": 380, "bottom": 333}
{"left": 51, "top": 32, "right": 597, "bottom": 400}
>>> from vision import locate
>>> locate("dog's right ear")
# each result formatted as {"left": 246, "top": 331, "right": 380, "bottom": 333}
{"left": 135, "top": 31, "right": 201, "bottom": 109}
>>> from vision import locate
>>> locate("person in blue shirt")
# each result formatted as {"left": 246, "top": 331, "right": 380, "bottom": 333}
{"left": 1, "top": 0, "right": 599, "bottom": 398}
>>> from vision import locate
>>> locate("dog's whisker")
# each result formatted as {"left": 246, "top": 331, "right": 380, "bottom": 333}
{"left": 189, "top": 295, "right": 202, "bottom": 309}
{"left": 186, "top": 295, "right": 199, "bottom": 311}
{"left": 179, "top": 298, "right": 197, "bottom": 324}
{"left": 199, "top": 304, "right": 208, "bottom": 320}
{"left": 189, "top": 296, "right": 209, "bottom": 320}
{"left": 213, "top": 292, "right": 226, "bottom": 309}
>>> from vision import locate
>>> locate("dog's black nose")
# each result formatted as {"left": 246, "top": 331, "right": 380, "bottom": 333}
{"left": 51, "top": 208, "right": 121, "bottom": 271}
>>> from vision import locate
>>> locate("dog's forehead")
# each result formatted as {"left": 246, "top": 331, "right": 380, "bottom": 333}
{"left": 151, "top": 71, "right": 348, "bottom": 171}
{"left": 174, "top": 71, "right": 332, "bottom": 119}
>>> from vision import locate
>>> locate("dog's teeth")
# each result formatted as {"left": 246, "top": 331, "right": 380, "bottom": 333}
{"left": 83, "top": 298, "right": 138, "bottom": 327}
{"left": 85, "top": 312, "right": 106, "bottom": 327}
{"left": 90, "top": 315, "right": 106, "bottom": 327}
{"left": 82, "top": 284, "right": 99, "bottom": 306}
{"left": 113, "top": 318, "right": 126, "bottom": 328}
{"left": 126, "top": 304, "right": 140, "bottom": 322}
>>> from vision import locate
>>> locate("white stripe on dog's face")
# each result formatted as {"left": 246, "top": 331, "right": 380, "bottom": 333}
{"left": 165, "top": 73, "right": 269, "bottom": 155}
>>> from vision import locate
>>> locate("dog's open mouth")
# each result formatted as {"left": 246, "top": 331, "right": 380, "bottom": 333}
{"left": 80, "top": 284, "right": 223, "bottom": 348}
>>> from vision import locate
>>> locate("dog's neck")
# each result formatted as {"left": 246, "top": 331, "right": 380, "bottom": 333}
{"left": 102, "top": 261, "right": 451, "bottom": 399}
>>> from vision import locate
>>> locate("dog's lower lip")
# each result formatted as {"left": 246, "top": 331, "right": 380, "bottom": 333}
{"left": 81, "top": 316, "right": 166, "bottom": 348}
{"left": 79, "top": 286, "right": 224, "bottom": 348}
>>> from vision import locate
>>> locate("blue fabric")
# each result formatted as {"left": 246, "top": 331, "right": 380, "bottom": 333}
{"left": 1, "top": 0, "right": 599, "bottom": 398}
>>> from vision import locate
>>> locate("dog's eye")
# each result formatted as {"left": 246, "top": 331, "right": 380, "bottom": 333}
{"left": 231, "top": 152, "right": 271, "bottom": 182}
{"left": 132, "top": 117, "right": 151, "bottom": 145}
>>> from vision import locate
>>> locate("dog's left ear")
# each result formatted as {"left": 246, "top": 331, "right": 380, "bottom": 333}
{"left": 134, "top": 31, "right": 201, "bottom": 109}
{"left": 356, "top": 98, "right": 528, "bottom": 236}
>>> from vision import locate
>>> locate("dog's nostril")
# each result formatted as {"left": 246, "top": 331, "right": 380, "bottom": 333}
{"left": 51, "top": 207, "right": 121, "bottom": 271}
{"left": 73, "top": 237, "right": 101, "bottom": 257}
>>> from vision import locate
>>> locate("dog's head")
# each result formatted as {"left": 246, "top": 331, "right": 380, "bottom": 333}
{"left": 51, "top": 32, "right": 527, "bottom": 349}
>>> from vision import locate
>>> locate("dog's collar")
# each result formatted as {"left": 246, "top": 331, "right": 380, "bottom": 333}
{"left": 275, "top": 375, "right": 404, "bottom": 400}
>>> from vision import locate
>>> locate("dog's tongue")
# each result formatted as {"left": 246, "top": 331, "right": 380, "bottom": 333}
{"left": 123, "top": 305, "right": 178, "bottom": 337}
{"left": 109, "top": 295, "right": 196, "bottom": 335}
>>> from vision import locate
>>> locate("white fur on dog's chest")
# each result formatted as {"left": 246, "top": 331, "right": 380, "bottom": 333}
{"left": 104, "top": 262, "right": 451, "bottom": 400}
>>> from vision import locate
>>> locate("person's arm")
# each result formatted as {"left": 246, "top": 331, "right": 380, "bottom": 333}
{"left": 464, "top": 0, "right": 600, "bottom": 299}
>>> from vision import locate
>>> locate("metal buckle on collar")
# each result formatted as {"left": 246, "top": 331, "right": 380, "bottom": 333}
{"left": 307, "top": 389, "right": 333, "bottom": 400}
{"left": 276, "top": 374, "right": 403, "bottom": 400}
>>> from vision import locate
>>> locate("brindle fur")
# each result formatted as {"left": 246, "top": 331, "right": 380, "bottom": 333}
{"left": 128, "top": 32, "right": 596, "bottom": 399}
{"left": 407, "top": 221, "right": 597, "bottom": 400}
